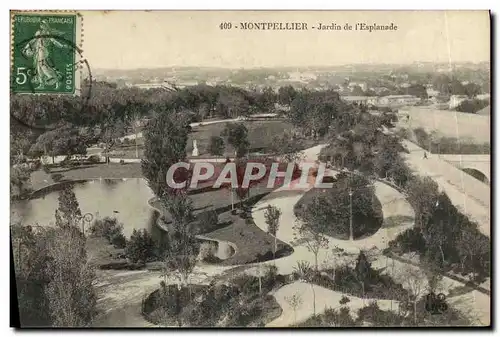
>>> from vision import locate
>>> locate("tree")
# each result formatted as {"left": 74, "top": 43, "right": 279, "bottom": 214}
{"left": 406, "top": 177, "right": 440, "bottom": 229}
{"left": 464, "top": 82, "right": 482, "bottom": 98}
{"left": 400, "top": 265, "right": 427, "bottom": 326}
{"left": 141, "top": 110, "right": 190, "bottom": 197}
{"left": 13, "top": 221, "right": 98, "bottom": 327}
{"left": 208, "top": 135, "right": 225, "bottom": 156}
{"left": 270, "top": 131, "right": 304, "bottom": 163}
{"left": 29, "top": 126, "right": 88, "bottom": 164}
{"left": 284, "top": 293, "right": 303, "bottom": 324}
{"left": 264, "top": 205, "right": 282, "bottom": 259}
{"left": 354, "top": 250, "right": 373, "bottom": 297}
{"left": 89, "top": 217, "right": 124, "bottom": 244}
{"left": 407, "top": 84, "right": 428, "bottom": 99}
{"left": 221, "top": 123, "right": 250, "bottom": 158}
{"left": 12, "top": 225, "right": 53, "bottom": 326}
{"left": 421, "top": 259, "right": 443, "bottom": 294}
{"left": 160, "top": 192, "right": 199, "bottom": 288}
{"left": 11, "top": 165, "right": 31, "bottom": 199}
{"left": 293, "top": 196, "right": 330, "bottom": 272}
{"left": 125, "top": 229, "right": 156, "bottom": 264}
{"left": 44, "top": 226, "right": 97, "bottom": 327}
{"left": 55, "top": 185, "right": 82, "bottom": 229}
{"left": 277, "top": 85, "right": 297, "bottom": 106}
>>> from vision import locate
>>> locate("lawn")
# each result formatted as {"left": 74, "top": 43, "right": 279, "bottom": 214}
{"left": 294, "top": 185, "right": 384, "bottom": 240}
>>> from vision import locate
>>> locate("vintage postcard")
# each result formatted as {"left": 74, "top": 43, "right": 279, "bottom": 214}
{"left": 10, "top": 10, "right": 491, "bottom": 328}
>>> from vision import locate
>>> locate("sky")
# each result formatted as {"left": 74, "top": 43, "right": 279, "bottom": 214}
{"left": 81, "top": 10, "right": 490, "bottom": 69}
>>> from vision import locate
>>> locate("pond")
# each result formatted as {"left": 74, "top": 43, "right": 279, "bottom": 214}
{"left": 11, "top": 178, "right": 157, "bottom": 238}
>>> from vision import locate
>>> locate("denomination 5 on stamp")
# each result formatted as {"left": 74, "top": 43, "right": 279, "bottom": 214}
{"left": 11, "top": 11, "right": 83, "bottom": 95}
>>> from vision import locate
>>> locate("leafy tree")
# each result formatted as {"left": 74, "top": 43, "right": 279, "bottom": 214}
{"left": 270, "top": 131, "right": 304, "bottom": 163}
{"left": 141, "top": 110, "right": 190, "bottom": 197}
{"left": 44, "top": 226, "right": 97, "bottom": 327}
{"left": 264, "top": 205, "right": 282, "bottom": 259}
{"left": 12, "top": 225, "right": 52, "bottom": 326}
{"left": 89, "top": 216, "right": 124, "bottom": 244}
{"left": 289, "top": 89, "right": 342, "bottom": 138}
{"left": 221, "top": 123, "right": 250, "bottom": 158}
{"left": 208, "top": 136, "right": 225, "bottom": 156}
{"left": 254, "top": 86, "right": 276, "bottom": 111}
{"left": 160, "top": 192, "right": 199, "bottom": 289}
{"left": 406, "top": 177, "right": 439, "bottom": 229}
{"left": 293, "top": 196, "right": 330, "bottom": 271}
{"left": 284, "top": 293, "right": 303, "bottom": 324}
{"left": 10, "top": 165, "right": 31, "bottom": 198}
{"left": 400, "top": 265, "right": 427, "bottom": 326}
{"left": 407, "top": 84, "right": 428, "bottom": 99}
{"left": 55, "top": 185, "right": 82, "bottom": 229}
{"left": 354, "top": 250, "right": 374, "bottom": 297}
{"left": 12, "top": 223, "right": 98, "bottom": 327}
{"left": 125, "top": 229, "right": 156, "bottom": 264}
{"left": 277, "top": 85, "right": 297, "bottom": 106}
{"left": 29, "top": 126, "right": 88, "bottom": 164}
{"left": 464, "top": 82, "right": 482, "bottom": 98}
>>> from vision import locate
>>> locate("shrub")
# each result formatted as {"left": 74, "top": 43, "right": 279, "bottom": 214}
{"left": 88, "top": 155, "right": 101, "bottom": 163}
{"left": 50, "top": 173, "right": 63, "bottom": 182}
{"left": 339, "top": 295, "right": 350, "bottom": 305}
{"left": 199, "top": 242, "right": 220, "bottom": 263}
{"left": 208, "top": 136, "right": 225, "bottom": 156}
{"left": 123, "top": 138, "right": 130, "bottom": 145}
{"left": 126, "top": 229, "right": 156, "bottom": 263}
{"left": 110, "top": 232, "right": 127, "bottom": 249}
{"left": 89, "top": 217, "right": 124, "bottom": 242}
{"left": 388, "top": 228, "right": 426, "bottom": 255}
{"left": 120, "top": 159, "right": 125, "bottom": 165}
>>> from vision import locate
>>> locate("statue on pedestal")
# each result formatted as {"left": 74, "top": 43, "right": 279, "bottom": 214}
{"left": 192, "top": 139, "right": 199, "bottom": 157}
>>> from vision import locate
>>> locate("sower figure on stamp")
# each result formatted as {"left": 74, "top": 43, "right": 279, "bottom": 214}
{"left": 22, "top": 20, "right": 68, "bottom": 90}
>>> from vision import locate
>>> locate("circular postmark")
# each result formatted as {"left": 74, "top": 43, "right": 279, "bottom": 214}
{"left": 10, "top": 33, "right": 93, "bottom": 131}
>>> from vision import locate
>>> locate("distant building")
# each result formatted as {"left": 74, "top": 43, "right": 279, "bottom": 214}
{"left": 378, "top": 95, "right": 420, "bottom": 106}
{"left": 341, "top": 96, "right": 378, "bottom": 106}
{"left": 449, "top": 95, "right": 469, "bottom": 109}
{"left": 476, "top": 94, "right": 490, "bottom": 101}
{"left": 426, "top": 88, "right": 440, "bottom": 100}
{"left": 288, "top": 72, "right": 317, "bottom": 82}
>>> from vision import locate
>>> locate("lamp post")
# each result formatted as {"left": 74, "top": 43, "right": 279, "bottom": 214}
{"left": 81, "top": 213, "right": 93, "bottom": 236}
{"left": 348, "top": 187, "right": 353, "bottom": 241}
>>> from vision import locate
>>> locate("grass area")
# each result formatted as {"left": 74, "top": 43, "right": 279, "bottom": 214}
{"left": 110, "top": 120, "right": 297, "bottom": 158}
{"left": 294, "top": 186, "right": 384, "bottom": 240}
{"left": 408, "top": 127, "right": 490, "bottom": 154}
{"left": 203, "top": 213, "right": 293, "bottom": 265}
{"left": 86, "top": 236, "right": 126, "bottom": 267}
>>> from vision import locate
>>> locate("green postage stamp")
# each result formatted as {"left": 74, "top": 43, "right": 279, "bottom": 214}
{"left": 11, "top": 11, "right": 83, "bottom": 95}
